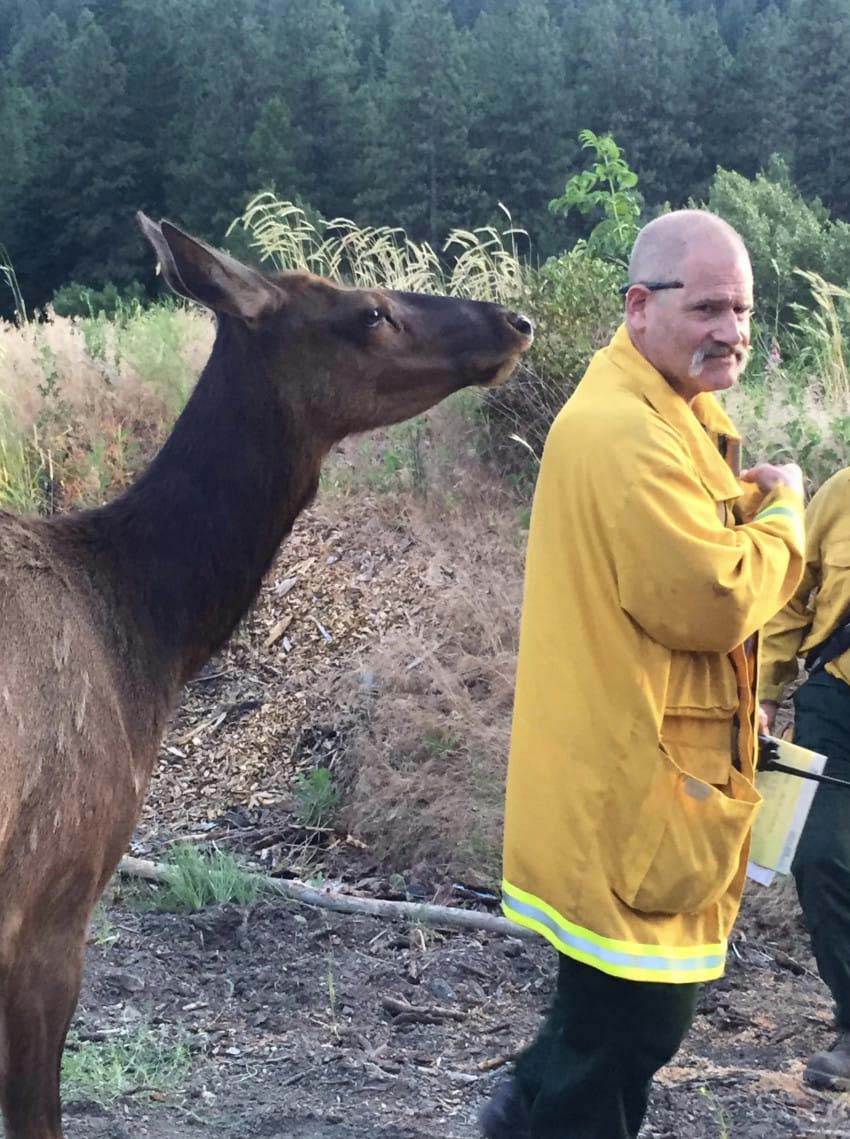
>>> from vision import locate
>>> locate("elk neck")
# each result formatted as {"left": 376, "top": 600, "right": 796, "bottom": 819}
{"left": 62, "top": 316, "right": 328, "bottom": 688}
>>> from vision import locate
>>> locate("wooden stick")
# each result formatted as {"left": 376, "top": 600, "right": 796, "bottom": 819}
{"left": 117, "top": 855, "right": 535, "bottom": 940}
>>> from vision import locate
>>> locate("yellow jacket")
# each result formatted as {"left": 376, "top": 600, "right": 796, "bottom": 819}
{"left": 761, "top": 467, "right": 850, "bottom": 700}
{"left": 502, "top": 326, "right": 805, "bottom": 983}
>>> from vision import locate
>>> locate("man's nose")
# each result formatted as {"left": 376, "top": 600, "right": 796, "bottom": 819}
{"left": 715, "top": 310, "right": 746, "bottom": 345}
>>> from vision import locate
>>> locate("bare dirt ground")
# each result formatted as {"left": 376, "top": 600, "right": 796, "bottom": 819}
{"left": 60, "top": 485, "right": 850, "bottom": 1138}
{"left": 66, "top": 888, "right": 850, "bottom": 1139}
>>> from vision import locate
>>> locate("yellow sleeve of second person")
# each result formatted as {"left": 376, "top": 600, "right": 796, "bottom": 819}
{"left": 760, "top": 468, "right": 850, "bottom": 702}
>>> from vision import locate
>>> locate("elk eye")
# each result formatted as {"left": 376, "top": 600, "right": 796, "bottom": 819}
{"left": 364, "top": 307, "right": 384, "bottom": 327}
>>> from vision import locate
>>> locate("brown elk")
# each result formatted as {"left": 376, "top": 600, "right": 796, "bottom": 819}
{"left": 0, "top": 213, "right": 532, "bottom": 1138}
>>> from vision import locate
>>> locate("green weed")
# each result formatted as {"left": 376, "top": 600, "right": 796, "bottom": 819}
{"left": 87, "top": 902, "right": 119, "bottom": 948}
{"left": 0, "top": 426, "right": 51, "bottom": 513}
{"left": 116, "top": 303, "right": 198, "bottom": 418}
{"left": 0, "top": 244, "right": 28, "bottom": 325}
{"left": 424, "top": 730, "right": 458, "bottom": 756}
{"left": 293, "top": 767, "right": 340, "bottom": 829}
{"left": 147, "top": 842, "right": 263, "bottom": 912}
{"left": 62, "top": 1023, "right": 191, "bottom": 1106}
{"left": 698, "top": 1084, "right": 731, "bottom": 1138}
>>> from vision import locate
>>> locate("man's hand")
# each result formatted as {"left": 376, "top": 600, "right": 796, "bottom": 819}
{"left": 741, "top": 462, "right": 804, "bottom": 499}
{"left": 760, "top": 700, "right": 779, "bottom": 734}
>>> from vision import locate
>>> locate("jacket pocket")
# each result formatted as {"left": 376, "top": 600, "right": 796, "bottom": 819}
{"left": 611, "top": 748, "right": 761, "bottom": 916}
{"left": 661, "top": 715, "right": 733, "bottom": 785}
{"left": 824, "top": 539, "right": 850, "bottom": 569}
{"left": 662, "top": 651, "right": 740, "bottom": 784}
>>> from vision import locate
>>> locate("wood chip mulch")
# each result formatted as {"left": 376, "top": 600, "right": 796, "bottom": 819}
{"left": 141, "top": 493, "right": 445, "bottom": 840}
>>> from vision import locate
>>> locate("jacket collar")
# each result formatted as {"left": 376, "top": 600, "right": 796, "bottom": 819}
{"left": 605, "top": 324, "right": 742, "bottom": 501}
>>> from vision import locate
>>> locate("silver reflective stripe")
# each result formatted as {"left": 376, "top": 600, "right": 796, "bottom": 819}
{"left": 502, "top": 890, "right": 726, "bottom": 974}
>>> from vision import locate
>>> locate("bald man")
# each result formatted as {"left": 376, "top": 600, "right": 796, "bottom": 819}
{"left": 480, "top": 211, "right": 805, "bottom": 1139}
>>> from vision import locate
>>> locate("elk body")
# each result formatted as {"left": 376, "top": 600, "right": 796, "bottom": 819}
{"left": 0, "top": 214, "right": 532, "bottom": 1138}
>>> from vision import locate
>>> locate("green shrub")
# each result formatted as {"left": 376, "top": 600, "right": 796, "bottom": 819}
{"left": 707, "top": 156, "right": 850, "bottom": 333}
{"left": 51, "top": 280, "right": 146, "bottom": 320}
{"left": 482, "top": 246, "right": 622, "bottom": 471}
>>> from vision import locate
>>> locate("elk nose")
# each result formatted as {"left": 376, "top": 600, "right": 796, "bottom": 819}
{"left": 507, "top": 311, "right": 534, "bottom": 338}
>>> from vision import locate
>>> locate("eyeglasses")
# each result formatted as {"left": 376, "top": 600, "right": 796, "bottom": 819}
{"left": 618, "top": 280, "right": 684, "bottom": 296}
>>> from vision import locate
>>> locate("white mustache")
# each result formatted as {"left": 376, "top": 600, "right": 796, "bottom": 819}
{"left": 688, "top": 344, "right": 745, "bottom": 377}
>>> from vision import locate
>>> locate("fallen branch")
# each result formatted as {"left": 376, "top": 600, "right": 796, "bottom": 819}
{"left": 117, "top": 855, "right": 535, "bottom": 940}
{"left": 382, "top": 994, "right": 467, "bottom": 1025}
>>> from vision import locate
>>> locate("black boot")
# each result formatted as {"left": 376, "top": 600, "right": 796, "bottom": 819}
{"left": 804, "top": 1031, "right": 850, "bottom": 1090}
{"left": 479, "top": 1076, "right": 531, "bottom": 1139}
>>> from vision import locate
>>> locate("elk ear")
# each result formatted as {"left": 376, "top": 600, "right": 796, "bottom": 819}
{"left": 136, "top": 211, "right": 280, "bottom": 321}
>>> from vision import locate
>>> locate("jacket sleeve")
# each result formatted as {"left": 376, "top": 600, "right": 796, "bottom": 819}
{"left": 613, "top": 426, "right": 805, "bottom": 653}
{"left": 758, "top": 478, "right": 844, "bottom": 701}
{"left": 759, "top": 559, "right": 818, "bottom": 701}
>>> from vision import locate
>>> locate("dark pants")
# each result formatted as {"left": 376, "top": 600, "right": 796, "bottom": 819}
{"left": 513, "top": 953, "right": 699, "bottom": 1139}
{"left": 792, "top": 670, "right": 850, "bottom": 1029}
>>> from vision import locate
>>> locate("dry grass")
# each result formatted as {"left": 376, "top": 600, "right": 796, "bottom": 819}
{"left": 0, "top": 306, "right": 211, "bottom": 509}
{"left": 319, "top": 405, "right": 527, "bottom": 883}
{"left": 722, "top": 363, "right": 850, "bottom": 494}
{"left": 231, "top": 193, "right": 525, "bottom": 304}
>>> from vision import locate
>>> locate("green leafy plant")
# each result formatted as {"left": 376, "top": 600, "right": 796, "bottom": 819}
{"left": 424, "top": 730, "right": 458, "bottom": 756}
{"left": 789, "top": 270, "right": 850, "bottom": 405}
{"left": 116, "top": 303, "right": 200, "bottom": 418}
{"left": 698, "top": 1084, "right": 731, "bottom": 1139}
{"left": 549, "top": 130, "right": 642, "bottom": 263}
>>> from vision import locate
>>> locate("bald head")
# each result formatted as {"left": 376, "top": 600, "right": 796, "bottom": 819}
{"left": 623, "top": 210, "right": 754, "bottom": 403}
{"left": 627, "top": 210, "right": 749, "bottom": 287}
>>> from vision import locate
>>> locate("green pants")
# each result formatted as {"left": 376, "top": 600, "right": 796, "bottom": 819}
{"left": 792, "top": 670, "right": 850, "bottom": 1029}
{"left": 513, "top": 953, "right": 699, "bottom": 1138}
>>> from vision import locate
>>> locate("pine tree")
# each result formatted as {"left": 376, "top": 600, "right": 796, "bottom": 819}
{"left": 0, "top": 74, "right": 40, "bottom": 268}
{"left": 467, "top": 0, "right": 568, "bottom": 251}
{"left": 720, "top": 3, "right": 794, "bottom": 180}
{"left": 16, "top": 8, "right": 144, "bottom": 303}
{"left": 100, "top": 0, "right": 184, "bottom": 222}
{"left": 263, "top": 0, "right": 364, "bottom": 217}
{"left": 361, "top": 0, "right": 486, "bottom": 242}
{"left": 7, "top": 8, "right": 68, "bottom": 91}
{"left": 247, "top": 96, "right": 299, "bottom": 197}
{"left": 684, "top": 6, "right": 733, "bottom": 199}
{"left": 163, "top": 0, "right": 271, "bottom": 235}
{"left": 563, "top": 0, "right": 699, "bottom": 207}
{"left": 787, "top": 0, "right": 850, "bottom": 215}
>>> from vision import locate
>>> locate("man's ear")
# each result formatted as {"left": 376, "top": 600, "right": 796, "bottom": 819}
{"left": 624, "top": 284, "right": 650, "bottom": 332}
{"left": 136, "top": 212, "right": 281, "bottom": 321}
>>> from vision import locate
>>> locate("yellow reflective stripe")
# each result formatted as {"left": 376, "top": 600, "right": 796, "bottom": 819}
{"left": 502, "top": 879, "right": 727, "bottom": 984}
